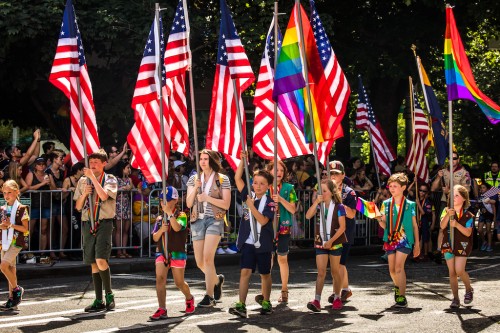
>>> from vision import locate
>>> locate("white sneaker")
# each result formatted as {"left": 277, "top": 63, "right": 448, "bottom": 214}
{"left": 216, "top": 248, "right": 226, "bottom": 255}
{"left": 224, "top": 248, "right": 237, "bottom": 254}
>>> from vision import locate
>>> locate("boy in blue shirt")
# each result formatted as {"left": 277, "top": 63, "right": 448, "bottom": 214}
{"left": 229, "top": 152, "right": 275, "bottom": 318}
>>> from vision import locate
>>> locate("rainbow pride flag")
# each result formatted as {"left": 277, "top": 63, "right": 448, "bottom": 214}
{"left": 356, "top": 197, "right": 381, "bottom": 219}
{"left": 444, "top": 6, "right": 500, "bottom": 125}
{"left": 272, "top": 3, "right": 334, "bottom": 143}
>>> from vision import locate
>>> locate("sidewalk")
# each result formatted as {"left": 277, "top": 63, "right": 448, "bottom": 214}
{"left": 14, "top": 245, "right": 384, "bottom": 280}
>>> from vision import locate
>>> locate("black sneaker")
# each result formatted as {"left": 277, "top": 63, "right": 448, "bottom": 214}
{"left": 255, "top": 294, "right": 264, "bottom": 305}
{"left": 214, "top": 274, "right": 224, "bottom": 301}
{"left": 327, "top": 293, "right": 335, "bottom": 304}
{"left": 105, "top": 293, "right": 115, "bottom": 310}
{"left": 393, "top": 286, "right": 400, "bottom": 302}
{"left": 0, "top": 299, "right": 16, "bottom": 311}
{"left": 11, "top": 286, "right": 24, "bottom": 307}
{"left": 197, "top": 294, "right": 216, "bottom": 308}
{"left": 228, "top": 302, "right": 247, "bottom": 318}
{"left": 260, "top": 300, "right": 273, "bottom": 315}
{"left": 84, "top": 299, "right": 106, "bottom": 312}
{"left": 394, "top": 295, "right": 408, "bottom": 308}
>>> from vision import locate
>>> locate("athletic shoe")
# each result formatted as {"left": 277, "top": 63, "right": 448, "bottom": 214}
{"left": 307, "top": 300, "right": 321, "bottom": 313}
{"left": 394, "top": 295, "right": 408, "bottom": 308}
{"left": 480, "top": 243, "right": 488, "bottom": 251}
{"left": 255, "top": 294, "right": 264, "bottom": 305}
{"left": 228, "top": 302, "right": 247, "bottom": 318}
{"left": 464, "top": 288, "right": 474, "bottom": 304}
{"left": 332, "top": 298, "right": 343, "bottom": 310}
{"left": 216, "top": 248, "right": 226, "bottom": 255}
{"left": 261, "top": 300, "right": 273, "bottom": 315}
{"left": 327, "top": 294, "right": 335, "bottom": 304}
{"left": 105, "top": 293, "right": 115, "bottom": 310}
{"left": 450, "top": 298, "right": 460, "bottom": 309}
{"left": 393, "top": 286, "right": 400, "bottom": 302}
{"left": 214, "top": 274, "right": 224, "bottom": 301}
{"left": 486, "top": 246, "right": 493, "bottom": 252}
{"left": 185, "top": 297, "right": 195, "bottom": 314}
{"left": 224, "top": 248, "right": 237, "bottom": 254}
{"left": 150, "top": 308, "right": 168, "bottom": 320}
{"left": 0, "top": 298, "right": 16, "bottom": 311}
{"left": 197, "top": 294, "right": 216, "bottom": 308}
{"left": 84, "top": 299, "right": 106, "bottom": 312}
{"left": 340, "top": 289, "right": 352, "bottom": 302}
{"left": 11, "top": 286, "right": 24, "bottom": 307}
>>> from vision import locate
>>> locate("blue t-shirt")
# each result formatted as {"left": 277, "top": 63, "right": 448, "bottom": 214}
{"left": 236, "top": 185, "right": 275, "bottom": 253}
{"left": 341, "top": 184, "right": 357, "bottom": 242}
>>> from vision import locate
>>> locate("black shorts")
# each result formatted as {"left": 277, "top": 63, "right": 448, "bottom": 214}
{"left": 275, "top": 233, "right": 291, "bottom": 256}
{"left": 340, "top": 242, "right": 352, "bottom": 266}
{"left": 240, "top": 243, "right": 272, "bottom": 274}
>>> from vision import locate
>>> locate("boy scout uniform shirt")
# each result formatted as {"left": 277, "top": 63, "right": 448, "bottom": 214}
{"left": 440, "top": 167, "right": 471, "bottom": 202}
{"left": 74, "top": 173, "right": 118, "bottom": 221}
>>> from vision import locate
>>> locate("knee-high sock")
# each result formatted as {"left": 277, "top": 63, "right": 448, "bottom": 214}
{"left": 99, "top": 268, "right": 112, "bottom": 294}
{"left": 92, "top": 272, "right": 103, "bottom": 300}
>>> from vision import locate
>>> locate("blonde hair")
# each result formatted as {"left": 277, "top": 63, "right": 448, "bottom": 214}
{"left": 321, "top": 179, "right": 342, "bottom": 204}
{"left": 1, "top": 180, "right": 21, "bottom": 200}
{"left": 387, "top": 172, "right": 408, "bottom": 187}
{"left": 452, "top": 184, "right": 470, "bottom": 208}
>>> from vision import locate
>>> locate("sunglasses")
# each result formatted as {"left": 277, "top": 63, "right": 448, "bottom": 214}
{"left": 452, "top": 157, "right": 458, "bottom": 160}
{"left": 322, "top": 172, "right": 328, "bottom": 176}
{"left": 419, "top": 189, "right": 428, "bottom": 193}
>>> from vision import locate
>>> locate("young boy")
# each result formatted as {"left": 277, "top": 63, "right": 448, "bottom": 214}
{"left": 229, "top": 153, "right": 275, "bottom": 318}
{"left": 377, "top": 173, "right": 420, "bottom": 308}
{"left": 150, "top": 186, "right": 195, "bottom": 320}
{"left": 0, "top": 180, "right": 29, "bottom": 311}
{"left": 74, "top": 149, "right": 117, "bottom": 312}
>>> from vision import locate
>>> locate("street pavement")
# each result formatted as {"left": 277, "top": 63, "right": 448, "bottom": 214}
{"left": 1, "top": 251, "right": 500, "bottom": 333}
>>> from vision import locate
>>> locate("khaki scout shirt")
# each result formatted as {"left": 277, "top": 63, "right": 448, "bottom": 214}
{"left": 440, "top": 166, "right": 471, "bottom": 202}
{"left": 74, "top": 173, "right": 118, "bottom": 221}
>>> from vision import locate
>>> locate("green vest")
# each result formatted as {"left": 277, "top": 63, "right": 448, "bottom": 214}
{"left": 278, "top": 183, "right": 295, "bottom": 227}
{"left": 382, "top": 198, "right": 416, "bottom": 245}
{"left": 484, "top": 171, "right": 500, "bottom": 187}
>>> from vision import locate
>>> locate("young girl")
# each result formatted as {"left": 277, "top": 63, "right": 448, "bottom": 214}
{"left": 150, "top": 186, "right": 194, "bottom": 320}
{"left": 306, "top": 179, "right": 346, "bottom": 312}
{"left": 377, "top": 173, "right": 420, "bottom": 308}
{"left": 477, "top": 183, "right": 496, "bottom": 252}
{"left": 0, "top": 180, "right": 29, "bottom": 310}
{"left": 440, "top": 185, "right": 475, "bottom": 308}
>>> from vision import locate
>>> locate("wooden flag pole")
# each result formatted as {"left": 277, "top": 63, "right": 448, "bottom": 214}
{"left": 295, "top": 0, "right": 326, "bottom": 245}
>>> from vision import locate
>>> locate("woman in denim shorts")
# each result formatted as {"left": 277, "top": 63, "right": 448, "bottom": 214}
{"left": 186, "top": 150, "right": 231, "bottom": 308}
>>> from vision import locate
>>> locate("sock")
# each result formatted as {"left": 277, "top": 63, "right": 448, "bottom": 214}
{"left": 92, "top": 272, "right": 103, "bottom": 301}
{"left": 334, "top": 294, "right": 340, "bottom": 300}
{"left": 315, "top": 294, "right": 321, "bottom": 302}
{"left": 99, "top": 268, "right": 112, "bottom": 295}
{"left": 342, "top": 288, "right": 350, "bottom": 292}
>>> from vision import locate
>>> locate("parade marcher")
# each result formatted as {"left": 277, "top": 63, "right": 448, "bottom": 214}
{"left": 440, "top": 185, "right": 475, "bottom": 308}
{"left": 328, "top": 161, "right": 357, "bottom": 304}
{"left": 186, "top": 149, "right": 231, "bottom": 307}
{"left": 306, "top": 179, "right": 347, "bottom": 312}
{"left": 229, "top": 154, "right": 275, "bottom": 317}
{"left": 254, "top": 161, "right": 297, "bottom": 305}
{"left": 0, "top": 180, "right": 29, "bottom": 311}
{"left": 377, "top": 173, "right": 420, "bottom": 308}
{"left": 150, "top": 186, "right": 194, "bottom": 320}
{"left": 74, "top": 149, "right": 117, "bottom": 312}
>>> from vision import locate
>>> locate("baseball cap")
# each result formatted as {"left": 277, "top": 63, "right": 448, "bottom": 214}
{"left": 173, "top": 160, "right": 185, "bottom": 168}
{"left": 329, "top": 160, "right": 345, "bottom": 174}
{"left": 160, "top": 186, "right": 179, "bottom": 202}
{"left": 34, "top": 157, "right": 46, "bottom": 164}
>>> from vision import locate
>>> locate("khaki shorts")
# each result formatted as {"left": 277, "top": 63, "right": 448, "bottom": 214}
{"left": 1, "top": 246, "right": 22, "bottom": 268}
{"left": 82, "top": 219, "right": 114, "bottom": 264}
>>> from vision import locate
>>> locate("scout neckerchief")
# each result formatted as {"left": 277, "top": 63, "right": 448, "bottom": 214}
{"left": 1, "top": 199, "right": 19, "bottom": 251}
{"left": 88, "top": 173, "right": 106, "bottom": 235}
{"left": 320, "top": 200, "right": 335, "bottom": 246}
{"left": 249, "top": 193, "right": 267, "bottom": 246}
{"left": 198, "top": 171, "right": 215, "bottom": 219}
{"left": 389, "top": 196, "right": 406, "bottom": 242}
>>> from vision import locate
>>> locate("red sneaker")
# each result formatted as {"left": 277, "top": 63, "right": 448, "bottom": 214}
{"left": 150, "top": 307, "right": 167, "bottom": 320}
{"left": 185, "top": 297, "right": 195, "bottom": 314}
{"left": 332, "top": 298, "right": 343, "bottom": 310}
{"left": 307, "top": 300, "right": 321, "bottom": 312}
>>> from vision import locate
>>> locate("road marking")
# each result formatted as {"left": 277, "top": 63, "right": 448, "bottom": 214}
{"left": 0, "top": 285, "right": 69, "bottom": 295}
{"left": 113, "top": 274, "right": 206, "bottom": 285}
{"left": 467, "top": 262, "right": 500, "bottom": 273}
{"left": 20, "top": 295, "right": 81, "bottom": 306}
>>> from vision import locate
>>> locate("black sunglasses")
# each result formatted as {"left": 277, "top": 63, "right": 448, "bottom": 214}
{"left": 419, "top": 189, "right": 428, "bottom": 193}
{"left": 452, "top": 157, "right": 458, "bottom": 160}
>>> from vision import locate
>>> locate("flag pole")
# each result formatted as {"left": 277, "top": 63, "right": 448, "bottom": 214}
{"left": 155, "top": 3, "right": 168, "bottom": 250}
{"left": 409, "top": 77, "right": 419, "bottom": 204}
{"left": 183, "top": 0, "right": 203, "bottom": 214}
{"left": 232, "top": 79, "right": 260, "bottom": 248}
{"left": 272, "top": 1, "right": 280, "bottom": 241}
{"left": 448, "top": 99, "right": 454, "bottom": 250}
{"left": 294, "top": 0, "right": 326, "bottom": 243}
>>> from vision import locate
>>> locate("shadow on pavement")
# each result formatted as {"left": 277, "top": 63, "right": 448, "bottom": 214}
{"left": 444, "top": 308, "right": 500, "bottom": 333}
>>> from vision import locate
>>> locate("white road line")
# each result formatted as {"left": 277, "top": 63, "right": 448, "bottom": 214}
{"left": 0, "top": 285, "right": 69, "bottom": 295}
{"left": 20, "top": 295, "right": 81, "bottom": 306}
{"left": 467, "top": 262, "right": 500, "bottom": 273}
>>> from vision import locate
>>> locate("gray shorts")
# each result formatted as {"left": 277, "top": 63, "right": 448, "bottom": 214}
{"left": 82, "top": 219, "right": 114, "bottom": 264}
{"left": 190, "top": 216, "right": 224, "bottom": 241}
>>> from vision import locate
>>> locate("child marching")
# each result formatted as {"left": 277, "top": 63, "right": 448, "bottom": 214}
{"left": 377, "top": 173, "right": 420, "bottom": 308}
{"left": 306, "top": 179, "right": 347, "bottom": 312}
{"left": 150, "top": 186, "right": 195, "bottom": 320}
{"left": 440, "top": 185, "right": 475, "bottom": 308}
{"left": 229, "top": 152, "right": 275, "bottom": 318}
{"left": 0, "top": 180, "right": 29, "bottom": 311}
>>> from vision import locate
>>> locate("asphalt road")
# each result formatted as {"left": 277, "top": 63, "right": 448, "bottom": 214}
{"left": 1, "top": 252, "right": 499, "bottom": 333}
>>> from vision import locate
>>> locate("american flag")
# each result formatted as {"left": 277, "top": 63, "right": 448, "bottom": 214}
{"left": 406, "top": 89, "right": 431, "bottom": 183}
{"left": 309, "top": 0, "right": 350, "bottom": 141}
{"left": 356, "top": 76, "right": 396, "bottom": 177}
{"left": 205, "top": 0, "right": 255, "bottom": 169}
{"left": 127, "top": 16, "right": 170, "bottom": 183}
{"left": 49, "top": 0, "right": 100, "bottom": 164}
{"left": 252, "top": 18, "right": 332, "bottom": 166}
{"left": 164, "top": 0, "right": 190, "bottom": 157}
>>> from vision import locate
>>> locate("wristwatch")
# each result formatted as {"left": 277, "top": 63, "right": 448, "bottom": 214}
{"left": 168, "top": 214, "right": 175, "bottom": 220}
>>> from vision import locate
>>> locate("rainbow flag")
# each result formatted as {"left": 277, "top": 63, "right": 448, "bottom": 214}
{"left": 444, "top": 6, "right": 500, "bottom": 124}
{"left": 356, "top": 197, "right": 381, "bottom": 219}
{"left": 272, "top": 3, "right": 334, "bottom": 143}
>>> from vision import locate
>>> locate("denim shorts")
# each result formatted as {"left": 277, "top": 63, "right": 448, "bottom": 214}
{"left": 190, "top": 216, "right": 224, "bottom": 241}
{"left": 316, "top": 247, "right": 343, "bottom": 256}
{"left": 386, "top": 246, "right": 412, "bottom": 255}
{"left": 30, "top": 208, "right": 51, "bottom": 219}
